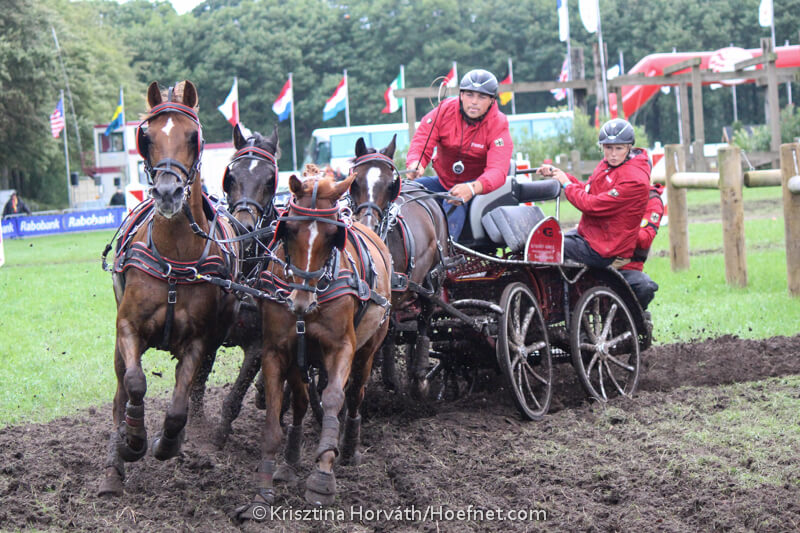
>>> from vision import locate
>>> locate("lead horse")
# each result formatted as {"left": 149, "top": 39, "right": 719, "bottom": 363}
{"left": 349, "top": 136, "right": 451, "bottom": 396}
{"left": 239, "top": 166, "right": 391, "bottom": 514}
{"left": 99, "top": 81, "right": 239, "bottom": 496}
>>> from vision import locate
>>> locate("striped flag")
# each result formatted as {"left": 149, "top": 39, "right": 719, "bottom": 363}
{"left": 272, "top": 77, "right": 292, "bottom": 122}
{"left": 442, "top": 63, "right": 458, "bottom": 88}
{"left": 382, "top": 70, "right": 403, "bottom": 114}
{"left": 50, "top": 96, "right": 66, "bottom": 138}
{"left": 499, "top": 72, "right": 513, "bottom": 106}
{"left": 323, "top": 75, "right": 348, "bottom": 121}
{"left": 551, "top": 57, "right": 569, "bottom": 101}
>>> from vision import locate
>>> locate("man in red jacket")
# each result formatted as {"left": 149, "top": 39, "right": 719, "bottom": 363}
{"left": 537, "top": 118, "right": 650, "bottom": 268}
{"left": 406, "top": 68, "right": 513, "bottom": 240}
{"left": 619, "top": 183, "right": 664, "bottom": 310}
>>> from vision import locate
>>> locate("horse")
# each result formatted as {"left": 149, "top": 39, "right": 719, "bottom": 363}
{"left": 348, "top": 136, "right": 451, "bottom": 396}
{"left": 211, "top": 123, "right": 280, "bottom": 448}
{"left": 98, "top": 81, "right": 240, "bottom": 496}
{"left": 239, "top": 166, "right": 391, "bottom": 513}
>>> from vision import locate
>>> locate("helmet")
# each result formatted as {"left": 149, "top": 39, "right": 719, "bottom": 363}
{"left": 459, "top": 69, "right": 498, "bottom": 98}
{"left": 598, "top": 118, "right": 635, "bottom": 145}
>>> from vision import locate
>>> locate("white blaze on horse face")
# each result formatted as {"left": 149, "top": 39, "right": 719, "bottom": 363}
{"left": 249, "top": 159, "right": 260, "bottom": 173}
{"left": 305, "top": 221, "right": 318, "bottom": 271}
{"left": 161, "top": 117, "right": 174, "bottom": 136}
{"left": 366, "top": 166, "right": 382, "bottom": 204}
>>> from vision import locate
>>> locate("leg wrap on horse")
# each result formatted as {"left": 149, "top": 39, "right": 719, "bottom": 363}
{"left": 284, "top": 424, "right": 304, "bottom": 465}
{"left": 315, "top": 415, "right": 340, "bottom": 461}
{"left": 340, "top": 414, "right": 361, "bottom": 463}
{"left": 152, "top": 427, "right": 185, "bottom": 461}
{"left": 117, "top": 402, "right": 147, "bottom": 462}
{"left": 255, "top": 459, "right": 276, "bottom": 504}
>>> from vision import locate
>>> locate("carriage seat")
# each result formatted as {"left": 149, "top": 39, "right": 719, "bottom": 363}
{"left": 481, "top": 205, "right": 546, "bottom": 252}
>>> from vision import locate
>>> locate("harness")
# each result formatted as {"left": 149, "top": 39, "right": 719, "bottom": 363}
{"left": 350, "top": 152, "right": 401, "bottom": 230}
{"left": 223, "top": 142, "right": 279, "bottom": 232}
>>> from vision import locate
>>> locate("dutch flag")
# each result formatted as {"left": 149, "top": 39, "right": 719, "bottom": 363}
{"left": 272, "top": 77, "right": 292, "bottom": 122}
{"left": 323, "top": 75, "right": 347, "bottom": 121}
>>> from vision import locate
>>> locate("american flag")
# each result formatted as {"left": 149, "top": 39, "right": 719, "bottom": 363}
{"left": 551, "top": 57, "right": 569, "bottom": 101}
{"left": 50, "top": 97, "right": 66, "bottom": 138}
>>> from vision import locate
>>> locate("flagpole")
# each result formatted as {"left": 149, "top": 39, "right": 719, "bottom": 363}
{"left": 769, "top": 0, "right": 775, "bottom": 50}
{"left": 595, "top": 0, "right": 609, "bottom": 116}
{"left": 51, "top": 27, "right": 83, "bottom": 167}
{"left": 453, "top": 61, "right": 458, "bottom": 88}
{"left": 289, "top": 72, "right": 298, "bottom": 171}
{"left": 400, "top": 64, "right": 407, "bottom": 123}
{"left": 564, "top": 1, "right": 574, "bottom": 112}
{"left": 60, "top": 90, "right": 72, "bottom": 209}
{"left": 785, "top": 39, "right": 793, "bottom": 105}
{"left": 343, "top": 70, "right": 350, "bottom": 127}
{"left": 508, "top": 57, "right": 517, "bottom": 115}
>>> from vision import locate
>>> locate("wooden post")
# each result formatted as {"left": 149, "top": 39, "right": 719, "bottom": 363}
{"left": 570, "top": 149, "right": 581, "bottom": 177}
{"left": 678, "top": 83, "right": 692, "bottom": 169}
{"left": 780, "top": 143, "right": 800, "bottom": 296}
{"left": 614, "top": 86, "right": 624, "bottom": 119}
{"left": 690, "top": 64, "right": 706, "bottom": 172}
{"left": 593, "top": 42, "right": 606, "bottom": 118}
{"left": 764, "top": 38, "right": 781, "bottom": 168}
{"left": 572, "top": 47, "right": 587, "bottom": 113}
{"left": 665, "top": 144, "right": 690, "bottom": 270}
{"left": 406, "top": 97, "right": 417, "bottom": 143}
{"left": 718, "top": 146, "right": 747, "bottom": 287}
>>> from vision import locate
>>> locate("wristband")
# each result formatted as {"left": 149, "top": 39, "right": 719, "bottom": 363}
{"left": 561, "top": 181, "right": 568, "bottom": 190}
{"left": 467, "top": 182, "right": 477, "bottom": 196}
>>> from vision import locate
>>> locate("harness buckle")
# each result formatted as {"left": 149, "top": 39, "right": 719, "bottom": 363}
{"left": 296, "top": 320, "right": 306, "bottom": 335}
{"left": 167, "top": 287, "right": 177, "bottom": 304}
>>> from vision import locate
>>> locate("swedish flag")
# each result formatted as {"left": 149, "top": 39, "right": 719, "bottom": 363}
{"left": 104, "top": 87, "right": 124, "bottom": 136}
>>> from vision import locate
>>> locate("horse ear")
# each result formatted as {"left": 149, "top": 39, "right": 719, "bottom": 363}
{"left": 333, "top": 172, "right": 356, "bottom": 198}
{"left": 269, "top": 124, "right": 281, "bottom": 159}
{"left": 146, "top": 81, "right": 162, "bottom": 109}
{"left": 382, "top": 134, "right": 397, "bottom": 159}
{"left": 289, "top": 175, "right": 303, "bottom": 195}
{"left": 181, "top": 80, "right": 198, "bottom": 108}
{"left": 233, "top": 123, "right": 247, "bottom": 149}
{"left": 355, "top": 137, "right": 368, "bottom": 158}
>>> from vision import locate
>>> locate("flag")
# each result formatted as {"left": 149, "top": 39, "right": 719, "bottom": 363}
{"left": 50, "top": 97, "right": 65, "bottom": 138}
{"left": 557, "top": 0, "right": 569, "bottom": 42}
{"left": 551, "top": 57, "right": 569, "bottom": 101}
{"left": 759, "top": 0, "right": 773, "bottom": 27}
{"left": 323, "top": 75, "right": 347, "bottom": 121}
{"left": 218, "top": 78, "right": 239, "bottom": 126}
{"left": 579, "top": 0, "right": 597, "bottom": 33}
{"left": 442, "top": 63, "right": 457, "bottom": 88}
{"left": 104, "top": 88, "right": 124, "bottom": 136}
{"left": 272, "top": 77, "right": 292, "bottom": 122}
{"left": 499, "top": 72, "right": 513, "bottom": 106}
{"left": 382, "top": 71, "right": 403, "bottom": 114}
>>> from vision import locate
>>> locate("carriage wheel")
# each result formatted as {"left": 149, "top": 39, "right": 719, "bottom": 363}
{"left": 570, "top": 286, "right": 640, "bottom": 402}
{"left": 497, "top": 282, "right": 552, "bottom": 420}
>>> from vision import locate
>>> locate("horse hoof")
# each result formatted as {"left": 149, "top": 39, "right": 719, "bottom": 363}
{"left": 231, "top": 501, "right": 271, "bottom": 523}
{"left": 97, "top": 468, "right": 124, "bottom": 497}
{"left": 410, "top": 378, "right": 430, "bottom": 401}
{"left": 274, "top": 463, "right": 299, "bottom": 483}
{"left": 338, "top": 450, "right": 362, "bottom": 467}
{"left": 151, "top": 429, "right": 185, "bottom": 461}
{"left": 304, "top": 468, "right": 336, "bottom": 506}
{"left": 211, "top": 427, "right": 229, "bottom": 450}
{"left": 116, "top": 433, "right": 147, "bottom": 463}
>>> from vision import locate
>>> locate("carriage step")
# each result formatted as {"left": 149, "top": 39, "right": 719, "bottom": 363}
{"left": 442, "top": 254, "right": 466, "bottom": 271}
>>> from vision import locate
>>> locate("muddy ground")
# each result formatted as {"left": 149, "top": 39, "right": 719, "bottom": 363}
{"left": 1, "top": 335, "right": 799, "bottom": 532}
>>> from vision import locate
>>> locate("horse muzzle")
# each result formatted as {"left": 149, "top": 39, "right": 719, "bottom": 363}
{"left": 287, "top": 290, "right": 318, "bottom": 316}
{"left": 150, "top": 183, "right": 185, "bottom": 218}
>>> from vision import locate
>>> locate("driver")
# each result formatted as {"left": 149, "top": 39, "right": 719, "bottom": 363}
{"left": 537, "top": 118, "right": 650, "bottom": 268}
{"left": 406, "top": 68, "right": 513, "bottom": 240}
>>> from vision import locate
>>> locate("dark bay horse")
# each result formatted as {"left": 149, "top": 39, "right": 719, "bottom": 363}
{"left": 349, "top": 136, "right": 451, "bottom": 395}
{"left": 241, "top": 166, "right": 391, "bottom": 513}
{"left": 212, "top": 123, "right": 280, "bottom": 448}
{"left": 99, "top": 81, "right": 239, "bottom": 496}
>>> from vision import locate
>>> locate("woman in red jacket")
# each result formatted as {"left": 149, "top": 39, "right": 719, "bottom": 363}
{"left": 406, "top": 69, "right": 513, "bottom": 240}
{"left": 537, "top": 118, "right": 650, "bottom": 268}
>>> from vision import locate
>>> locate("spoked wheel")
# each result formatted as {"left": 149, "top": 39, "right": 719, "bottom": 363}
{"left": 570, "top": 286, "right": 640, "bottom": 402}
{"left": 497, "top": 282, "right": 552, "bottom": 420}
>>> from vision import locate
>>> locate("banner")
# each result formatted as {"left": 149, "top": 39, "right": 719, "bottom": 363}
{"left": 0, "top": 219, "right": 5, "bottom": 267}
{"left": 1, "top": 207, "right": 127, "bottom": 239}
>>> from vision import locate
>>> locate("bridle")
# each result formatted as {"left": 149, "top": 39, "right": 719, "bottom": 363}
{"left": 349, "top": 152, "right": 400, "bottom": 235}
{"left": 224, "top": 143, "right": 279, "bottom": 230}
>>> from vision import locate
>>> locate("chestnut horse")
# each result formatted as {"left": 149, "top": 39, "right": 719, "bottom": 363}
{"left": 240, "top": 166, "right": 391, "bottom": 513}
{"left": 212, "top": 123, "right": 280, "bottom": 448}
{"left": 99, "top": 81, "right": 239, "bottom": 496}
{"left": 349, "top": 136, "right": 451, "bottom": 395}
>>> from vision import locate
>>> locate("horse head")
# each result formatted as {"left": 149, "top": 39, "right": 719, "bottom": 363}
{"left": 349, "top": 135, "right": 399, "bottom": 232}
{"left": 137, "top": 80, "right": 204, "bottom": 219}
{"left": 278, "top": 165, "right": 354, "bottom": 316}
{"left": 223, "top": 123, "right": 280, "bottom": 252}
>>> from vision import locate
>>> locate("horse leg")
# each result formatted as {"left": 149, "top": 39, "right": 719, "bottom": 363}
{"left": 380, "top": 324, "right": 400, "bottom": 391}
{"left": 339, "top": 344, "right": 377, "bottom": 466}
{"left": 410, "top": 298, "right": 434, "bottom": 399}
{"left": 151, "top": 343, "right": 204, "bottom": 460}
{"left": 304, "top": 343, "right": 352, "bottom": 506}
{"left": 189, "top": 350, "right": 216, "bottom": 423}
{"left": 212, "top": 341, "right": 261, "bottom": 449}
{"left": 274, "top": 367, "right": 308, "bottom": 483}
{"left": 99, "top": 330, "right": 147, "bottom": 496}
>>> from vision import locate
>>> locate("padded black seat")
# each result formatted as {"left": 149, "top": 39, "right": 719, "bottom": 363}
{"left": 481, "top": 205, "right": 546, "bottom": 252}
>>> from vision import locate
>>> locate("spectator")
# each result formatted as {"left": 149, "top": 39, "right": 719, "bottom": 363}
{"left": 405, "top": 68, "right": 513, "bottom": 240}
{"left": 2, "top": 192, "right": 32, "bottom": 218}
{"left": 109, "top": 189, "right": 126, "bottom": 206}
{"left": 537, "top": 118, "right": 650, "bottom": 268}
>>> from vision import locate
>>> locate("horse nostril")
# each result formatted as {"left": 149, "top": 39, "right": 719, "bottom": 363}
{"left": 171, "top": 188, "right": 184, "bottom": 202}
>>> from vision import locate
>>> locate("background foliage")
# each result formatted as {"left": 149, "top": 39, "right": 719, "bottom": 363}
{"left": 2, "top": 0, "right": 799, "bottom": 206}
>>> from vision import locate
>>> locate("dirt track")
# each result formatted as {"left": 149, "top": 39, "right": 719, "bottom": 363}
{"left": 1, "top": 335, "right": 799, "bottom": 532}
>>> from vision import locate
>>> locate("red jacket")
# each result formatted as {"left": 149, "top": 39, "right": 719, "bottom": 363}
{"left": 564, "top": 148, "right": 651, "bottom": 258}
{"left": 621, "top": 183, "right": 664, "bottom": 271}
{"left": 407, "top": 97, "right": 513, "bottom": 193}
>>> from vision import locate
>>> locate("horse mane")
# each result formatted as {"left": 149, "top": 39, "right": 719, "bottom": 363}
{"left": 296, "top": 164, "right": 342, "bottom": 199}
{"left": 249, "top": 131, "right": 281, "bottom": 160}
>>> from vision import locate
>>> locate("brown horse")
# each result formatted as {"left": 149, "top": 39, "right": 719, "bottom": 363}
{"left": 349, "top": 136, "right": 451, "bottom": 395}
{"left": 212, "top": 123, "right": 280, "bottom": 448}
{"left": 240, "top": 166, "right": 391, "bottom": 513}
{"left": 98, "top": 81, "right": 239, "bottom": 496}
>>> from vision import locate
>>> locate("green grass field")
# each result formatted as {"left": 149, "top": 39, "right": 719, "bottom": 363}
{"left": 0, "top": 185, "right": 798, "bottom": 428}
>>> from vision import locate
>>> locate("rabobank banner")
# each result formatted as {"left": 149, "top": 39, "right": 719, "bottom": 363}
{"left": 1, "top": 207, "right": 126, "bottom": 239}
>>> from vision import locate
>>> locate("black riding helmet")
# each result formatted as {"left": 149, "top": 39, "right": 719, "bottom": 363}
{"left": 459, "top": 69, "right": 499, "bottom": 98}
{"left": 598, "top": 118, "right": 635, "bottom": 145}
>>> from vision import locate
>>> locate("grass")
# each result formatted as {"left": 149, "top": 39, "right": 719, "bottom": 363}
{"left": 0, "top": 184, "right": 798, "bottom": 427}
